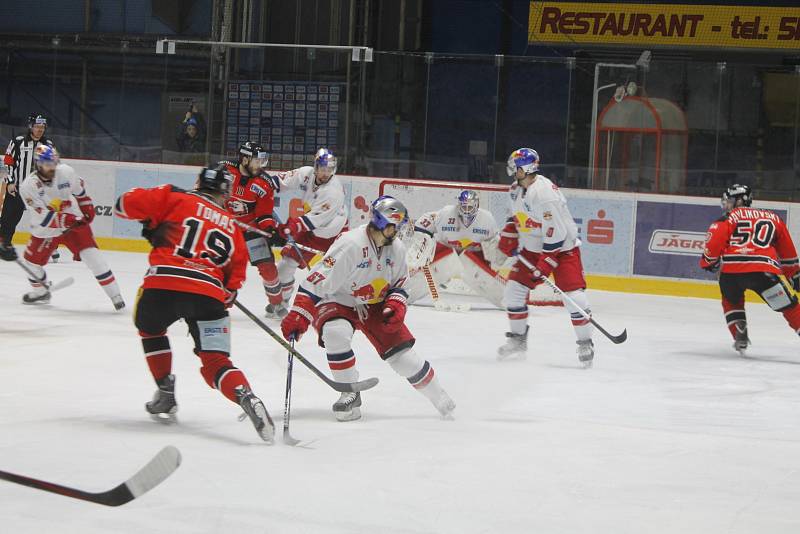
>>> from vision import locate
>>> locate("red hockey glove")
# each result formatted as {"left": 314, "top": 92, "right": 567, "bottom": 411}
{"left": 498, "top": 219, "right": 518, "bottom": 257}
{"left": 279, "top": 217, "right": 308, "bottom": 240}
{"left": 223, "top": 289, "right": 237, "bottom": 309}
{"left": 255, "top": 215, "right": 277, "bottom": 233}
{"left": 534, "top": 254, "right": 559, "bottom": 279}
{"left": 280, "top": 292, "right": 316, "bottom": 341}
{"left": 78, "top": 199, "right": 96, "bottom": 223}
{"left": 54, "top": 212, "right": 82, "bottom": 229}
{"left": 381, "top": 291, "right": 408, "bottom": 333}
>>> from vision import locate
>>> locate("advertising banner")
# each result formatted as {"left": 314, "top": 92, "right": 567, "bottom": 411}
{"left": 633, "top": 200, "right": 788, "bottom": 280}
{"left": 567, "top": 196, "right": 635, "bottom": 276}
{"left": 528, "top": 2, "right": 800, "bottom": 50}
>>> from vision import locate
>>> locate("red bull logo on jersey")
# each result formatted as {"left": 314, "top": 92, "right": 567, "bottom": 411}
{"left": 350, "top": 278, "right": 389, "bottom": 304}
{"left": 514, "top": 212, "right": 542, "bottom": 233}
{"left": 649, "top": 230, "right": 706, "bottom": 256}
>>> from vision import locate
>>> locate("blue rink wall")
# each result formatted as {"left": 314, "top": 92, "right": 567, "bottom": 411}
{"left": 11, "top": 158, "right": 800, "bottom": 302}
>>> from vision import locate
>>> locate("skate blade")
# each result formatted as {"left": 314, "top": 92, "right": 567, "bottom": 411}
{"left": 149, "top": 412, "right": 178, "bottom": 424}
{"left": 580, "top": 359, "right": 594, "bottom": 369}
{"left": 496, "top": 351, "right": 527, "bottom": 362}
{"left": 334, "top": 407, "right": 362, "bottom": 422}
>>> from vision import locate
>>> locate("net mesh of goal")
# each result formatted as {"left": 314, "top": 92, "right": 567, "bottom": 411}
{"left": 385, "top": 179, "right": 563, "bottom": 307}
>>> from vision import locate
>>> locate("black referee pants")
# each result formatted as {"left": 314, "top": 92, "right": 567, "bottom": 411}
{"left": 0, "top": 189, "right": 24, "bottom": 244}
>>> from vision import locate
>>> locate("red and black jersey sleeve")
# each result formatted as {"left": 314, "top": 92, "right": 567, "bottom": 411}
{"left": 700, "top": 217, "right": 731, "bottom": 270}
{"left": 774, "top": 217, "right": 800, "bottom": 278}
{"left": 115, "top": 184, "right": 174, "bottom": 224}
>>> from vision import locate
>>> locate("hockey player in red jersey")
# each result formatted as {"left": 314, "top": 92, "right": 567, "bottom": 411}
{"left": 700, "top": 184, "right": 800, "bottom": 354}
{"left": 221, "top": 141, "right": 286, "bottom": 319}
{"left": 115, "top": 164, "right": 275, "bottom": 443}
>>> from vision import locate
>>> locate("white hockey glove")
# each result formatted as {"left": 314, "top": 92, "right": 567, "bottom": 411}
{"left": 481, "top": 234, "right": 508, "bottom": 271}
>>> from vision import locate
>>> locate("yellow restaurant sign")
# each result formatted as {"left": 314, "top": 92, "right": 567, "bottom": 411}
{"left": 528, "top": 2, "right": 800, "bottom": 50}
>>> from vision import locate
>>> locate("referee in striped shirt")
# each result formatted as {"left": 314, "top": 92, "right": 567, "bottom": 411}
{"left": 0, "top": 114, "right": 52, "bottom": 257}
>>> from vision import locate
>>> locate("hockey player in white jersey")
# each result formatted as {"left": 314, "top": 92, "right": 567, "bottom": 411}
{"left": 272, "top": 147, "right": 347, "bottom": 316}
{"left": 405, "top": 190, "right": 508, "bottom": 308}
{"left": 280, "top": 196, "right": 455, "bottom": 421}
{"left": 497, "top": 148, "right": 594, "bottom": 366}
{"left": 17, "top": 145, "right": 124, "bottom": 309}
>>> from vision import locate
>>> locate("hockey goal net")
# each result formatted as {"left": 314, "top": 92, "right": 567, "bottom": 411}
{"left": 380, "top": 178, "right": 563, "bottom": 307}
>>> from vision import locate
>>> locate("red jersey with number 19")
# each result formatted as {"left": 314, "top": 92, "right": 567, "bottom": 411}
{"left": 115, "top": 184, "right": 247, "bottom": 302}
{"left": 701, "top": 207, "right": 799, "bottom": 277}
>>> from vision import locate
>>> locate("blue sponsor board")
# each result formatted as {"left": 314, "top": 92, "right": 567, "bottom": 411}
{"left": 633, "top": 201, "right": 788, "bottom": 280}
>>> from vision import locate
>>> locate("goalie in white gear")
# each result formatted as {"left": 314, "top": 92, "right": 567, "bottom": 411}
{"left": 497, "top": 148, "right": 593, "bottom": 366}
{"left": 404, "top": 190, "right": 508, "bottom": 308}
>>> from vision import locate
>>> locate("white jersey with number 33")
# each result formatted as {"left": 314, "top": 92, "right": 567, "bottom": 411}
{"left": 414, "top": 205, "right": 497, "bottom": 252}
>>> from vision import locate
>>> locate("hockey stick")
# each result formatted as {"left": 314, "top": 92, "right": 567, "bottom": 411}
{"left": 516, "top": 255, "right": 627, "bottom": 344}
{"left": 233, "top": 300, "right": 379, "bottom": 393}
{"left": 0, "top": 446, "right": 181, "bottom": 507}
{"left": 14, "top": 258, "right": 74, "bottom": 294}
{"left": 282, "top": 340, "right": 301, "bottom": 446}
{"left": 232, "top": 216, "right": 318, "bottom": 269}
{"left": 421, "top": 265, "right": 470, "bottom": 313}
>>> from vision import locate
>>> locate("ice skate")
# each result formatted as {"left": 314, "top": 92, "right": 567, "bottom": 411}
{"left": 577, "top": 339, "right": 595, "bottom": 368}
{"left": 22, "top": 285, "right": 51, "bottom": 305}
{"left": 265, "top": 302, "right": 289, "bottom": 320}
{"left": 111, "top": 294, "right": 126, "bottom": 311}
{"left": 432, "top": 390, "right": 456, "bottom": 419}
{"left": 236, "top": 386, "right": 275, "bottom": 443}
{"left": 333, "top": 391, "right": 362, "bottom": 422}
{"left": 733, "top": 321, "right": 750, "bottom": 355}
{"left": 145, "top": 374, "right": 177, "bottom": 422}
{"left": 497, "top": 326, "right": 528, "bottom": 361}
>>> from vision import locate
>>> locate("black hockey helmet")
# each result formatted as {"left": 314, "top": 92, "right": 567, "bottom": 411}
{"left": 197, "top": 164, "right": 233, "bottom": 196}
{"left": 27, "top": 114, "right": 47, "bottom": 129}
{"left": 238, "top": 140, "right": 269, "bottom": 170}
{"left": 722, "top": 184, "right": 752, "bottom": 212}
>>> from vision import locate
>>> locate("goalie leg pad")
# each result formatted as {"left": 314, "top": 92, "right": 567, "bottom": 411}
{"left": 428, "top": 246, "right": 462, "bottom": 286}
{"left": 565, "top": 289, "right": 593, "bottom": 341}
{"left": 403, "top": 271, "right": 432, "bottom": 304}
{"left": 321, "top": 318, "right": 359, "bottom": 383}
{"left": 461, "top": 249, "right": 505, "bottom": 308}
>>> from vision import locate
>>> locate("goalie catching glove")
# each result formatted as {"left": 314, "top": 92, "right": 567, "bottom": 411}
{"left": 406, "top": 229, "right": 436, "bottom": 271}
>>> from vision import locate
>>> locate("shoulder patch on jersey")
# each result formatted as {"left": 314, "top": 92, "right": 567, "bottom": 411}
{"left": 323, "top": 256, "right": 336, "bottom": 267}
{"left": 543, "top": 211, "right": 552, "bottom": 220}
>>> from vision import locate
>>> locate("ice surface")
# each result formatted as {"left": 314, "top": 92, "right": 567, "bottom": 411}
{"left": 2, "top": 250, "right": 800, "bottom": 533}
